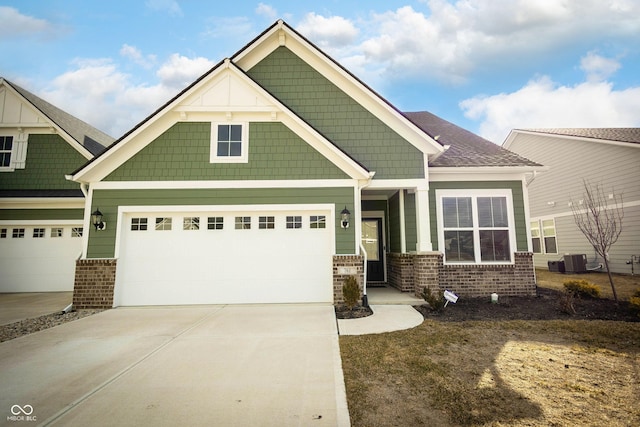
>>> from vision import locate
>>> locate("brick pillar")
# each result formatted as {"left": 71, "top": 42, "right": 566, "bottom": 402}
{"left": 412, "top": 252, "right": 443, "bottom": 298}
{"left": 514, "top": 252, "right": 536, "bottom": 296}
{"left": 333, "top": 255, "right": 364, "bottom": 305}
{"left": 387, "top": 253, "right": 415, "bottom": 292}
{"left": 73, "top": 259, "right": 117, "bottom": 309}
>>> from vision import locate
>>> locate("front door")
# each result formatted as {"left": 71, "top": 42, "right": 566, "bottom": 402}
{"left": 362, "top": 218, "right": 384, "bottom": 282}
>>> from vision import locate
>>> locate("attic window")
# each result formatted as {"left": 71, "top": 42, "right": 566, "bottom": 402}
{"left": 210, "top": 123, "right": 249, "bottom": 163}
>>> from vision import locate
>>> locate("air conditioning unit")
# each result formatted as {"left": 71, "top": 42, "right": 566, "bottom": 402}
{"left": 563, "top": 254, "right": 587, "bottom": 273}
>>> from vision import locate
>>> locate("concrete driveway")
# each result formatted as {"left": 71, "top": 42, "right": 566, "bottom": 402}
{"left": 0, "top": 305, "right": 349, "bottom": 426}
{"left": 0, "top": 293, "right": 72, "bottom": 325}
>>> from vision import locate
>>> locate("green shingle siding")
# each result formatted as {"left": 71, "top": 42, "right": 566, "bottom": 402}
{"left": 429, "top": 181, "right": 528, "bottom": 252}
{"left": 88, "top": 187, "right": 355, "bottom": 258}
{"left": 247, "top": 47, "right": 424, "bottom": 179}
{"left": 105, "top": 122, "right": 348, "bottom": 181}
{"left": 0, "top": 134, "right": 87, "bottom": 190}
{"left": 0, "top": 208, "right": 84, "bottom": 221}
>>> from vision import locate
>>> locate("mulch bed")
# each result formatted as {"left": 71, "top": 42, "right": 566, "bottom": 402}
{"left": 415, "top": 287, "right": 639, "bottom": 322}
{"left": 335, "top": 305, "right": 373, "bottom": 319}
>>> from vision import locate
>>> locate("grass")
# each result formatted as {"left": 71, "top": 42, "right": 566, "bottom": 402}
{"left": 339, "top": 273, "right": 640, "bottom": 426}
{"left": 535, "top": 269, "right": 640, "bottom": 301}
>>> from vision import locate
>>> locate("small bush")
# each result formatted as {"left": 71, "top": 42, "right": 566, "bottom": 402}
{"left": 342, "top": 276, "right": 360, "bottom": 310}
{"left": 421, "top": 287, "right": 446, "bottom": 312}
{"left": 563, "top": 279, "right": 601, "bottom": 298}
{"left": 559, "top": 291, "right": 576, "bottom": 315}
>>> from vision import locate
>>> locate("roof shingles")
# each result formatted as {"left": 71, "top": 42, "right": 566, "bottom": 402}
{"left": 404, "top": 111, "right": 541, "bottom": 167}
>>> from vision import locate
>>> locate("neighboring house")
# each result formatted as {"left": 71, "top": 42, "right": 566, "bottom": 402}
{"left": 0, "top": 78, "right": 113, "bottom": 292}
{"left": 504, "top": 128, "right": 640, "bottom": 274}
{"left": 69, "top": 20, "right": 543, "bottom": 309}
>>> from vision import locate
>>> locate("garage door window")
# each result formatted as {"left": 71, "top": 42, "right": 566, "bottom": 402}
{"left": 12, "top": 228, "right": 25, "bottom": 238}
{"left": 72, "top": 227, "right": 83, "bottom": 237}
{"left": 183, "top": 217, "right": 200, "bottom": 230}
{"left": 259, "top": 216, "right": 275, "bottom": 229}
{"left": 310, "top": 215, "right": 326, "bottom": 229}
{"left": 51, "top": 228, "right": 63, "bottom": 238}
{"left": 1, "top": 228, "right": 6, "bottom": 238}
{"left": 235, "top": 216, "right": 251, "bottom": 230}
{"left": 155, "top": 217, "right": 172, "bottom": 231}
{"left": 131, "top": 218, "right": 148, "bottom": 231}
{"left": 286, "top": 216, "right": 302, "bottom": 229}
{"left": 207, "top": 217, "right": 223, "bottom": 230}
{"left": 33, "top": 228, "right": 45, "bottom": 238}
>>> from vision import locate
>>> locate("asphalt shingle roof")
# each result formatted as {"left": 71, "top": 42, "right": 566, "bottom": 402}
{"left": 404, "top": 111, "right": 541, "bottom": 167}
{"left": 519, "top": 128, "right": 640, "bottom": 145}
{"left": 3, "top": 78, "right": 114, "bottom": 156}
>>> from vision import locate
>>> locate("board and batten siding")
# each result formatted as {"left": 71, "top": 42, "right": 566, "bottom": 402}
{"left": 246, "top": 46, "right": 424, "bottom": 180}
{"left": 87, "top": 187, "right": 355, "bottom": 258}
{"left": 428, "top": 181, "right": 529, "bottom": 252}
{"left": 508, "top": 133, "right": 640, "bottom": 274}
{"left": 105, "top": 122, "right": 349, "bottom": 181}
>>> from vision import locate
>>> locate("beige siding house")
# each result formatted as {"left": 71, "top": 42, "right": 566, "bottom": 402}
{"left": 504, "top": 129, "right": 640, "bottom": 274}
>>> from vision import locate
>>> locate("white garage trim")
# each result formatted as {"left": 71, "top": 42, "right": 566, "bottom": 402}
{"left": 112, "top": 204, "right": 336, "bottom": 306}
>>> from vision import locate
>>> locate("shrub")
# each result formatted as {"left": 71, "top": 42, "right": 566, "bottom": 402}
{"left": 342, "top": 276, "right": 360, "bottom": 310}
{"left": 563, "top": 279, "right": 601, "bottom": 298}
{"left": 421, "top": 287, "right": 446, "bottom": 312}
{"left": 559, "top": 291, "right": 576, "bottom": 315}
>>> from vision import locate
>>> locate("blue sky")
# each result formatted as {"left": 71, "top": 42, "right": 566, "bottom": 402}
{"left": 2, "top": 0, "right": 639, "bottom": 144}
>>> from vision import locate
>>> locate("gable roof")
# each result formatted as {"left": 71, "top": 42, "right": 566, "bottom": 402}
{"left": 233, "top": 20, "right": 444, "bottom": 157}
{"left": 1, "top": 78, "right": 114, "bottom": 157}
{"left": 70, "top": 59, "right": 372, "bottom": 183}
{"left": 506, "top": 128, "right": 640, "bottom": 147}
{"left": 404, "top": 111, "right": 541, "bottom": 168}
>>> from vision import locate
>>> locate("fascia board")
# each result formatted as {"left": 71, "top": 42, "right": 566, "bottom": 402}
{"left": 72, "top": 61, "right": 370, "bottom": 183}
{"left": 429, "top": 166, "right": 549, "bottom": 182}
{"left": 233, "top": 21, "right": 444, "bottom": 157}
{"left": 1, "top": 82, "right": 94, "bottom": 160}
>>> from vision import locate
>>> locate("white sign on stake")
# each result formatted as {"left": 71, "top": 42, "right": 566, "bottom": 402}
{"left": 443, "top": 290, "right": 458, "bottom": 307}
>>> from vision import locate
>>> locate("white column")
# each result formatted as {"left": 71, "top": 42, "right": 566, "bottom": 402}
{"left": 415, "top": 186, "right": 433, "bottom": 252}
{"left": 399, "top": 189, "right": 406, "bottom": 253}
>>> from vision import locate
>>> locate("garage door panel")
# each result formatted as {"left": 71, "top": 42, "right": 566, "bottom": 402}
{"left": 0, "top": 225, "right": 83, "bottom": 292}
{"left": 114, "top": 209, "right": 334, "bottom": 306}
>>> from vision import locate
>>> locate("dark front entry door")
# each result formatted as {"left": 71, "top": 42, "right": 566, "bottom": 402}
{"left": 362, "top": 218, "right": 384, "bottom": 282}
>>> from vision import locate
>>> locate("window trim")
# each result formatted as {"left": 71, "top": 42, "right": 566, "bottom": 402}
{"left": 436, "top": 189, "right": 516, "bottom": 265}
{"left": 210, "top": 122, "right": 249, "bottom": 164}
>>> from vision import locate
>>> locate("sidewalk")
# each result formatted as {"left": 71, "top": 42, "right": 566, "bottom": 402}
{"left": 336, "top": 304, "right": 424, "bottom": 335}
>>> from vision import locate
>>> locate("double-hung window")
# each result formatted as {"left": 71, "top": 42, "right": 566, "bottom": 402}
{"left": 531, "top": 219, "right": 557, "bottom": 254}
{"left": 210, "top": 123, "right": 248, "bottom": 163}
{"left": 438, "top": 190, "right": 515, "bottom": 264}
{"left": 0, "top": 136, "right": 13, "bottom": 168}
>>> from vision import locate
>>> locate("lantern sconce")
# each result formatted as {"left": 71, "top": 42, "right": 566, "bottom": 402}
{"left": 340, "top": 206, "right": 351, "bottom": 229}
{"left": 91, "top": 208, "right": 106, "bottom": 231}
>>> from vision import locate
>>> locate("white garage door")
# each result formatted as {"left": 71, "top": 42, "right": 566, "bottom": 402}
{"left": 114, "top": 206, "right": 334, "bottom": 306}
{"left": 0, "top": 224, "right": 84, "bottom": 292}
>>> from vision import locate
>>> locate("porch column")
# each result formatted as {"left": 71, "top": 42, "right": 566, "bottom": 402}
{"left": 415, "top": 187, "right": 433, "bottom": 252}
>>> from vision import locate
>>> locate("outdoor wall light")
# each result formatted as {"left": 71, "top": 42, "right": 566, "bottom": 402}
{"left": 340, "top": 206, "right": 351, "bottom": 229}
{"left": 91, "top": 208, "right": 105, "bottom": 231}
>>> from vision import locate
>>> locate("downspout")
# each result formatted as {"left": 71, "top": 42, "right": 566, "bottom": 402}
{"left": 358, "top": 173, "right": 375, "bottom": 307}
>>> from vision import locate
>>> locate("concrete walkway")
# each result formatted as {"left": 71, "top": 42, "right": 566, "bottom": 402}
{"left": 0, "top": 292, "right": 72, "bottom": 325}
{"left": 337, "top": 305, "right": 424, "bottom": 335}
{"left": 0, "top": 305, "right": 349, "bottom": 426}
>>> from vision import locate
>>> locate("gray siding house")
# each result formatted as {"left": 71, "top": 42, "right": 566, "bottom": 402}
{"left": 504, "top": 128, "right": 640, "bottom": 274}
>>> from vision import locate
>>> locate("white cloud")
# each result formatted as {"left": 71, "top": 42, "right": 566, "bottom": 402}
{"left": 460, "top": 74, "right": 640, "bottom": 144}
{"left": 120, "top": 44, "right": 157, "bottom": 69}
{"left": 580, "top": 51, "right": 621, "bottom": 82}
{"left": 145, "top": 0, "right": 183, "bottom": 17}
{"left": 156, "top": 54, "right": 215, "bottom": 88}
{"left": 0, "top": 6, "right": 59, "bottom": 39}
{"left": 38, "top": 53, "right": 215, "bottom": 137}
{"left": 256, "top": 3, "right": 277, "bottom": 20}
{"left": 296, "top": 13, "right": 359, "bottom": 49}
{"left": 345, "top": 1, "right": 640, "bottom": 85}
